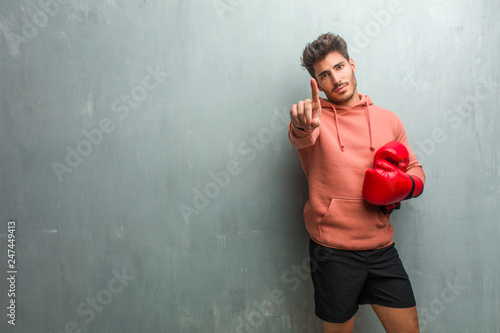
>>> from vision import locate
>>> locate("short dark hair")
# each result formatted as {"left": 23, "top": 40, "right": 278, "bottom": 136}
{"left": 300, "top": 33, "right": 350, "bottom": 78}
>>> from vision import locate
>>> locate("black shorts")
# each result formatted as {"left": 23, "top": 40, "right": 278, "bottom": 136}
{"left": 309, "top": 239, "right": 416, "bottom": 324}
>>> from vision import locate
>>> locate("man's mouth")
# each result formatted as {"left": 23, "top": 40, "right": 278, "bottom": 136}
{"left": 334, "top": 84, "right": 347, "bottom": 93}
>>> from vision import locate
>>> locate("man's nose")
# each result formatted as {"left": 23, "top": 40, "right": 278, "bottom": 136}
{"left": 330, "top": 72, "right": 341, "bottom": 85}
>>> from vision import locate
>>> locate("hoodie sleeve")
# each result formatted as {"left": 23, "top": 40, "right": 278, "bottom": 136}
{"left": 394, "top": 116, "right": 426, "bottom": 186}
{"left": 288, "top": 121, "right": 320, "bottom": 150}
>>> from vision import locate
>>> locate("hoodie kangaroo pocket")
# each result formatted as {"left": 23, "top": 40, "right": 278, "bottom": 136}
{"left": 318, "top": 196, "right": 387, "bottom": 233}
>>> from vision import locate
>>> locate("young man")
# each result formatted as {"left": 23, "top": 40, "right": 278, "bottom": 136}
{"left": 288, "top": 33, "right": 425, "bottom": 333}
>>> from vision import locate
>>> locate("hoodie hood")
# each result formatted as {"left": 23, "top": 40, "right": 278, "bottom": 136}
{"left": 319, "top": 94, "right": 375, "bottom": 152}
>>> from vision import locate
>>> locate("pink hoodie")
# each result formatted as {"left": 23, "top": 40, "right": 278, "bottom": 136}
{"left": 288, "top": 94, "right": 425, "bottom": 250}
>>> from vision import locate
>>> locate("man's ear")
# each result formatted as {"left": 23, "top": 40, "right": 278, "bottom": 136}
{"left": 349, "top": 58, "right": 356, "bottom": 73}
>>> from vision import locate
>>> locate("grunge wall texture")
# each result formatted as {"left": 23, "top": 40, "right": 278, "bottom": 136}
{"left": 0, "top": 0, "right": 499, "bottom": 332}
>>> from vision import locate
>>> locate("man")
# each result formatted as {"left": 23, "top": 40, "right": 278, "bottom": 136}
{"left": 288, "top": 33, "right": 425, "bottom": 333}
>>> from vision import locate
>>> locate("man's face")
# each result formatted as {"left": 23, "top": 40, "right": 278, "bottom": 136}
{"left": 313, "top": 51, "right": 359, "bottom": 107}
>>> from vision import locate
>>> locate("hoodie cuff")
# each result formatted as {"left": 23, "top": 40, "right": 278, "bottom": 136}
{"left": 289, "top": 122, "right": 313, "bottom": 138}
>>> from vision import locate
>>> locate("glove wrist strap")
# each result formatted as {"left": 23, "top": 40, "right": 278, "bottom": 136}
{"left": 404, "top": 175, "right": 416, "bottom": 200}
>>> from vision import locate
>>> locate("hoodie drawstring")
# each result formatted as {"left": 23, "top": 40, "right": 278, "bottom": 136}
{"left": 366, "top": 101, "right": 375, "bottom": 151}
{"left": 332, "top": 105, "right": 345, "bottom": 152}
{"left": 326, "top": 99, "right": 375, "bottom": 152}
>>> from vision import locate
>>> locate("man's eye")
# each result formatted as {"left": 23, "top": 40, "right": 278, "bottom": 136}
{"left": 337, "top": 65, "right": 344, "bottom": 70}
{"left": 321, "top": 73, "right": 328, "bottom": 79}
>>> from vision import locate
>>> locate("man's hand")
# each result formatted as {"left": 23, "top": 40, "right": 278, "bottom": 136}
{"left": 290, "top": 78, "right": 322, "bottom": 132}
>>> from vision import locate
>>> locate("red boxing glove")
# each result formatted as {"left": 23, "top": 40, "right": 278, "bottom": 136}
{"left": 362, "top": 141, "right": 423, "bottom": 208}
{"left": 362, "top": 160, "right": 413, "bottom": 205}
{"left": 373, "top": 141, "right": 409, "bottom": 172}
{"left": 372, "top": 141, "right": 409, "bottom": 212}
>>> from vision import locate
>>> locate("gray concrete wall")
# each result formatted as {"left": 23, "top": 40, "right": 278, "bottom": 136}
{"left": 0, "top": 0, "right": 498, "bottom": 332}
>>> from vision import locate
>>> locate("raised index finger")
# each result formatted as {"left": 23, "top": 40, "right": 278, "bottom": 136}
{"left": 310, "top": 78, "right": 320, "bottom": 104}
